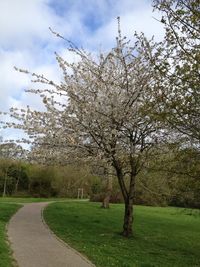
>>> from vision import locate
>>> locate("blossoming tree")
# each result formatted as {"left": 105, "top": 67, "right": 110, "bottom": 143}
{"left": 5, "top": 19, "right": 163, "bottom": 237}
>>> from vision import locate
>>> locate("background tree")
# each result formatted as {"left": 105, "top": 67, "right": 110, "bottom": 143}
{"left": 152, "top": 0, "right": 200, "bottom": 144}
{"left": 0, "top": 140, "right": 25, "bottom": 196}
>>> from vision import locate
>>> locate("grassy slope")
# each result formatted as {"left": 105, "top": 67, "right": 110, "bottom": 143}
{"left": 0, "top": 203, "right": 22, "bottom": 267}
{"left": 44, "top": 202, "right": 200, "bottom": 267}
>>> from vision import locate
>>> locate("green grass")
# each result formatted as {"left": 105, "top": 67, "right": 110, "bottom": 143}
{"left": 44, "top": 201, "right": 200, "bottom": 267}
{"left": 0, "top": 203, "right": 22, "bottom": 267}
{"left": 0, "top": 197, "right": 69, "bottom": 203}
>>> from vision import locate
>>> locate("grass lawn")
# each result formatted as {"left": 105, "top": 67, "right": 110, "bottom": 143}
{"left": 44, "top": 201, "right": 200, "bottom": 267}
{"left": 0, "top": 197, "right": 69, "bottom": 203}
{"left": 0, "top": 203, "right": 22, "bottom": 267}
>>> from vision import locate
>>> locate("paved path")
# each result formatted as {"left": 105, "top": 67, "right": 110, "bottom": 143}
{"left": 8, "top": 202, "right": 94, "bottom": 267}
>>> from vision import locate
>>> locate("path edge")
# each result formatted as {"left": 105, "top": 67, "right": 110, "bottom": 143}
{"left": 6, "top": 204, "right": 24, "bottom": 267}
{"left": 41, "top": 202, "right": 96, "bottom": 267}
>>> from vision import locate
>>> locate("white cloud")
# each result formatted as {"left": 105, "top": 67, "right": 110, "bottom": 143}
{"left": 0, "top": 49, "right": 31, "bottom": 110}
{"left": 0, "top": 0, "right": 67, "bottom": 49}
{"left": 0, "top": 0, "right": 165, "bottom": 143}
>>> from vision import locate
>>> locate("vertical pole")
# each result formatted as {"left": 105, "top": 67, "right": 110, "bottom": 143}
{"left": 77, "top": 188, "right": 79, "bottom": 199}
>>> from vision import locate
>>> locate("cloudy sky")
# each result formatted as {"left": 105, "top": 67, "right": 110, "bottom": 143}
{"left": 0, "top": 0, "right": 164, "bottom": 142}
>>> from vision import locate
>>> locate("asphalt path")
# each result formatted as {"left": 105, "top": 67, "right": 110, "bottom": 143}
{"left": 8, "top": 202, "right": 94, "bottom": 267}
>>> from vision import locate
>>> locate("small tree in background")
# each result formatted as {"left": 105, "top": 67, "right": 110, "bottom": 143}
{"left": 0, "top": 140, "right": 25, "bottom": 196}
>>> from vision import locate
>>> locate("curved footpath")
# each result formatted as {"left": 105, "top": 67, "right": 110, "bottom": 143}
{"left": 8, "top": 202, "right": 94, "bottom": 267}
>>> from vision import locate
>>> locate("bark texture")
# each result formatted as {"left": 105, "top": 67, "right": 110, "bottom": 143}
{"left": 101, "top": 174, "right": 113, "bottom": 209}
{"left": 122, "top": 198, "right": 134, "bottom": 237}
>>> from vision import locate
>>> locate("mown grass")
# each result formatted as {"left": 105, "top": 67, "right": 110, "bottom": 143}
{"left": 44, "top": 201, "right": 200, "bottom": 267}
{"left": 0, "top": 197, "right": 69, "bottom": 203}
{"left": 0, "top": 203, "right": 22, "bottom": 267}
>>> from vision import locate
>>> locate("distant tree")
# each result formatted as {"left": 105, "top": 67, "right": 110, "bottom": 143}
{"left": 90, "top": 161, "right": 114, "bottom": 209}
{"left": 0, "top": 140, "right": 26, "bottom": 196}
{"left": 145, "top": 143, "right": 200, "bottom": 208}
{"left": 152, "top": 0, "right": 200, "bottom": 144}
{"left": 0, "top": 142, "right": 24, "bottom": 159}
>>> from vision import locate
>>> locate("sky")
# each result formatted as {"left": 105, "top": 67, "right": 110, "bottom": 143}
{"left": 0, "top": 0, "right": 164, "bottom": 143}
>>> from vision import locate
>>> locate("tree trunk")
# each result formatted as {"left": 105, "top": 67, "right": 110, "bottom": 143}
{"left": 113, "top": 159, "right": 136, "bottom": 237}
{"left": 102, "top": 191, "right": 111, "bottom": 208}
{"left": 15, "top": 178, "right": 19, "bottom": 195}
{"left": 15, "top": 163, "right": 21, "bottom": 195}
{"left": 122, "top": 173, "right": 136, "bottom": 237}
{"left": 2, "top": 173, "right": 7, "bottom": 197}
{"left": 28, "top": 182, "right": 31, "bottom": 194}
{"left": 101, "top": 174, "right": 113, "bottom": 209}
{"left": 122, "top": 197, "right": 134, "bottom": 237}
